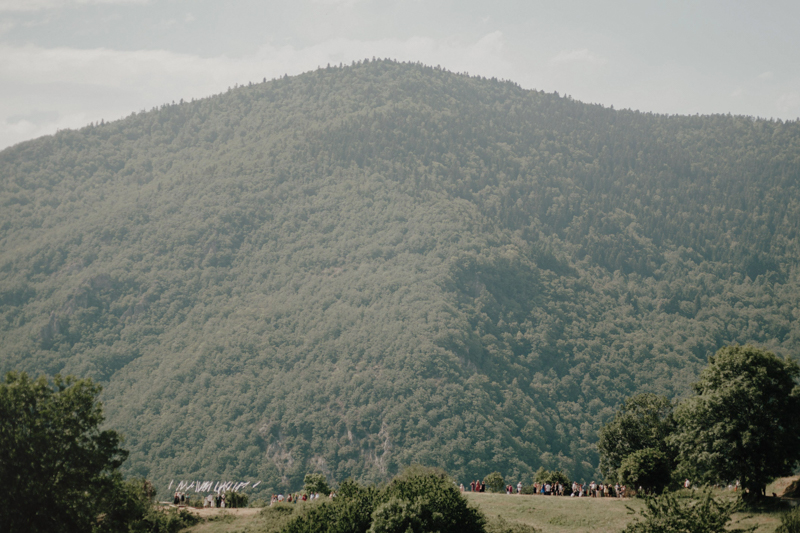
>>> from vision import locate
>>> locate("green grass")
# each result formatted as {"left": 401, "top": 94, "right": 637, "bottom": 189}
{"left": 466, "top": 492, "right": 644, "bottom": 532}
{"left": 465, "top": 491, "right": 786, "bottom": 533}
{"left": 180, "top": 503, "right": 308, "bottom": 533}
{"left": 180, "top": 489, "right": 794, "bottom": 533}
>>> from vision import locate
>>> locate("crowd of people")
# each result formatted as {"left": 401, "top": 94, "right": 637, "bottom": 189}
{"left": 269, "top": 492, "right": 335, "bottom": 505}
{"left": 173, "top": 491, "right": 229, "bottom": 508}
{"left": 458, "top": 479, "right": 630, "bottom": 498}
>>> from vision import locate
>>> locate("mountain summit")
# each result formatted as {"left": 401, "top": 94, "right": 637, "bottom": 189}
{"left": 2, "top": 60, "right": 799, "bottom": 493}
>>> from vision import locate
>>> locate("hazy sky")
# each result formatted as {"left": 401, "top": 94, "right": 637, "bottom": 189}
{"left": 1, "top": 0, "right": 798, "bottom": 150}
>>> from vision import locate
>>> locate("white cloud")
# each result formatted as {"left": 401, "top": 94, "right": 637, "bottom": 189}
{"left": 550, "top": 48, "right": 606, "bottom": 66}
{"left": 0, "top": 33, "right": 514, "bottom": 150}
{"left": 0, "top": 0, "right": 147, "bottom": 11}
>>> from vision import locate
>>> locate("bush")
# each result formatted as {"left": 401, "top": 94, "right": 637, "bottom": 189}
{"left": 282, "top": 478, "right": 377, "bottom": 533}
{"left": 373, "top": 466, "right": 485, "bottom": 533}
{"left": 134, "top": 508, "right": 201, "bottom": 533}
{"left": 532, "top": 467, "right": 571, "bottom": 492}
{"left": 281, "top": 466, "right": 485, "bottom": 533}
{"left": 619, "top": 448, "right": 672, "bottom": 494}
{"left": 303, "top": 473, "right": 332, "bottom": 496}
{"left": 623, "top": 490, "right": 754, "bottom": 533}
{"left": 259, "top": 505, "right": 304, "bottom": 533}
{"left": 184, "top": 496, "right": 204, "bottom": 508}
{"left": 485, "top": 472, "right": 505, "bottom": 493}
{"left": 777, "top": 506, "right": 800, "bottom": 533}
{"left": 225, "top": 490, "right": 249, "bottom": 508}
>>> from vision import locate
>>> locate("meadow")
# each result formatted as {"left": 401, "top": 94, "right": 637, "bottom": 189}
{"left": 176, "top": 477, "right": 798, "bottom": 533}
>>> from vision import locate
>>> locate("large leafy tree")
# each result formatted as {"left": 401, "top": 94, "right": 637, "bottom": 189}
{"left": 597, "top": 393, "right": 675, "bottom": 483}
{"left": 0, "top": 372, "right": 129, "bottom": 532}
{"left": 671, "top": 345, "right": 800, "bottom": 497}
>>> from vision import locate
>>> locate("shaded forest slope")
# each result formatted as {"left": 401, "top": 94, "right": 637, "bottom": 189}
{"left": 1, "top": 60, "right": 799, "bottom": 494}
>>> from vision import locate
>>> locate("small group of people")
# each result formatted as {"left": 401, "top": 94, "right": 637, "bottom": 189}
{"left": 570, "top": 481, "right": 626, "bottom": 498}
{"left": 465, "top": 480, "right": 487, "bottom": 492}
{"left": 270, "top": 492, "right": 334, "bottom": 505}
{"left": 204, "top": 493, "right": 227, "bottom": 508}
{"left": 173, "top": 491, "right": 228, "bottom": 507}
{"left": 532, "top": 482, "right": 567, "bottom": 495}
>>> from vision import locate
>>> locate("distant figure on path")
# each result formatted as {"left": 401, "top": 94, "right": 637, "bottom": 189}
{"left": 517, "top": 481, "right": 522, "bottom": 494}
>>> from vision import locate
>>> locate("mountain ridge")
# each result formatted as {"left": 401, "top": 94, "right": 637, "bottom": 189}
{"left": 1, "top": 59, "right": 799, "bottom": 495}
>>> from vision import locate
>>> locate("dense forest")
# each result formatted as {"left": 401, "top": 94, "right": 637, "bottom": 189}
{"left": 1, "top": 59, "right": 799, "bottom": 497}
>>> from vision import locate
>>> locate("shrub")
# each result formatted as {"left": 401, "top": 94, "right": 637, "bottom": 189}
{"left": 259, "top": 504, "right": 304, "bottom": 533}
{"left": 282, "top": 478, "right": 377, "bottom": 533}
{"left": 623, "top": 490, "right": 755, "bottom": 533}
{"left": 485, "top": 472, "right": 505, "bottom": 493}
{"left": 619, "top": 448, "right": 672, "bottom": 494}
{"left": 532, "top": 467, "right": 571, "bottom": 492}
{"left": 225, "top": 490, "right": 249, "bottom": 508}
{"left": 374, "top": 466, "right": 485, "bottom": 533}
{"left": 303, "top": 473, "right": 332, "bottom": 496}
{"left": 281, "top": 466, "right": 485, "bottom": 533}
{"left": 777, "top": 506, "right": 800, "bottom": 533}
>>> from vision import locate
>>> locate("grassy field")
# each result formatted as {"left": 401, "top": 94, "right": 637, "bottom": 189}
{"left": 464, "top": 491, "right": 786, "bottom": 533}
{"left": 178, "top": 477, "right": 799, "bottom": 533}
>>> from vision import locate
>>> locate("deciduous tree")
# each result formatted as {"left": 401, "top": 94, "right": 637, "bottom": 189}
{"left": 671, "top": 346, "right": 800, "bottom": 498}
{"left": 598, "top": 393, "right": 675, "bottom": 483}
{"left": 0, "top": 372, "right": 129, "bottom": 532}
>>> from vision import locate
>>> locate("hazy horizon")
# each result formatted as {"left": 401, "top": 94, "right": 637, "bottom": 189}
{"left": 1, "top": 0, "right": 799, "bottom": 151}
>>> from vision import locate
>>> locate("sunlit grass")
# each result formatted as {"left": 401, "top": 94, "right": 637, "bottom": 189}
{"left": 179, "top": 481, "right": 798, "bottom": 533}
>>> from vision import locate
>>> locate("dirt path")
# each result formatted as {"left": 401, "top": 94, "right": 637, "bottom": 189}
{"left": 162, "top": 505, "right": 261, "bottom": 518}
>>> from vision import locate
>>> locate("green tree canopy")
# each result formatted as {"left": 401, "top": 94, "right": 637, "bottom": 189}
{"left": 533, "top": 467, "right": 571, "bottom": 488}
{"left": 618, "top": 448, "right": 672, "bottom": 494}
{"left": 484, "top": 472, "right": 504, "bottom": 493}
{"left": 671, "top": 345, "right": 800, "bottom": 497}
{"left": 0, "top": 371, "right": 129, "bottom": 532}
{"left": 283, "top": 466, "right": 485, "bottom": 533}
{"left": 303, "top": 473, "right": 332, "bottom": 495}
{"left": 598, "top": 393, "right": 675, "bottom": 483}
{"left": 374, "top": 466, "right": 485, "bottom": 533}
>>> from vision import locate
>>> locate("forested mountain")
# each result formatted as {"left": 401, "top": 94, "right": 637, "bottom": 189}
{"left": 1, "top": 59, "right": 799, "bottom": 496}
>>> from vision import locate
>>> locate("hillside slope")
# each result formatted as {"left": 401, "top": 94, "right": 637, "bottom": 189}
{"left": 1, "top": 60, "right": 799, "bottom": 494}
